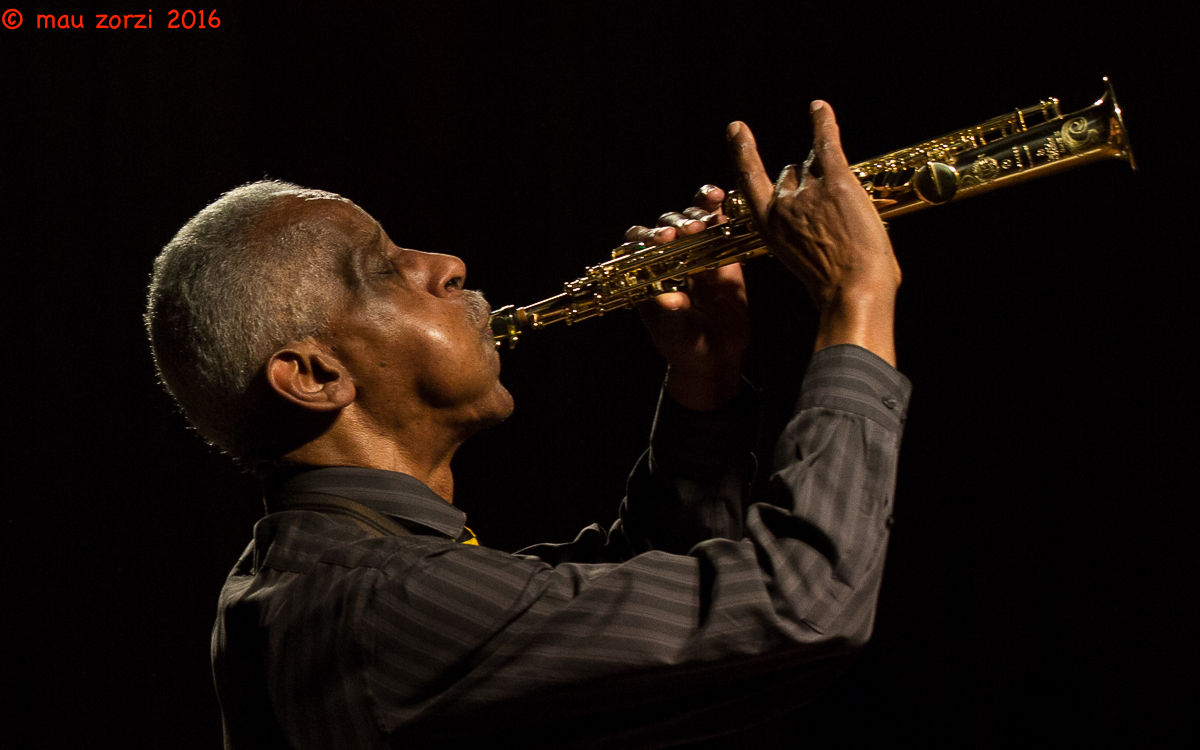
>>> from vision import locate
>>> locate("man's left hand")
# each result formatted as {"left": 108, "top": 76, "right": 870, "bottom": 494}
{"left": 624, "top": 185, "right": 749, "bottom": 411}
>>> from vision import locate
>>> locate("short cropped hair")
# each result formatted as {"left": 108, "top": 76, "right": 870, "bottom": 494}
{"left": 146, "top": 180, "right": 354, "bottom": 466}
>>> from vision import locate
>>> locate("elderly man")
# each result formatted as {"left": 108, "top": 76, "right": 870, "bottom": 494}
{"left": 146, "top": 103, "right": 908, "bottom": 748}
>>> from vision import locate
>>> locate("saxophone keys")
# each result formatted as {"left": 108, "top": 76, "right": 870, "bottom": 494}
{"left": 912, "top": 162, "right": 960, "bottom": 205}
{"left": 612, "top": 241, "right": 646, "bottom": 259}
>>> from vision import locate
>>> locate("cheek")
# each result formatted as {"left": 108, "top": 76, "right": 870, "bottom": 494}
{"left": 411, "top": 322, "right": 496, "bottom": 396}
{"left": 416, "top": 322, "right": 473, "bottom": 365}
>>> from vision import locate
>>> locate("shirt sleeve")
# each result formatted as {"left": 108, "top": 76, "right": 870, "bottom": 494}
{"left": 347, "top": 344, "right": 911, "bottom": 746}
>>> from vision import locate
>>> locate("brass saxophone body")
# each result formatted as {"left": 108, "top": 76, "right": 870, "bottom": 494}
{"left": 490, "top": 79, "right": 1134, "bottom": 348}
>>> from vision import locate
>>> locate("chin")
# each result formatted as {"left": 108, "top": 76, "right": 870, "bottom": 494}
{"left": 464, "top": 386, "right": 515, "bottom": 435}
{"left": 487, "top": 388, "right": 516, "bottom": 426}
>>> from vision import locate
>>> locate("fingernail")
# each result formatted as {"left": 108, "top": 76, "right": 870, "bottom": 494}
{"left": 726, "top": 121, "right": 743, "bottom": 140}
{"left": 810, "top": 100, "right": 825, "bottom": 112}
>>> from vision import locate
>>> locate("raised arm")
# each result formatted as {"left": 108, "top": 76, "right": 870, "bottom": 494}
{"left": 523, "top": 187, "right": 759, "bottom": 562}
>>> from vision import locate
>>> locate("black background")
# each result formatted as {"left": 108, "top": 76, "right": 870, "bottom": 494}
{"left": 3, "top": 2, "right": 1192, "bottom": 746}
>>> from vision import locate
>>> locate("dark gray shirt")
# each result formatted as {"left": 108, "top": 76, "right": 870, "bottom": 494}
{"left": 212, "top": 344, "right": 911, "bottom": 748}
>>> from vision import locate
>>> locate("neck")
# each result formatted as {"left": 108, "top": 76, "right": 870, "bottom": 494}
{"left": 281, "top": 409, "right": 468, "bottom": 503}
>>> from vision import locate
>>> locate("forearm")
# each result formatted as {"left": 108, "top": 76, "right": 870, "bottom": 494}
{"left": 619, "top": 378, "right": 759, "bottom": 554}
{"left": 762, "top": 344, "right": 909, "bottom": 636}
{"left": 664, "top": 358, "right": 743, "bottom": 413}
{"left": 516, "top": 380, "right": 759, "bottom": 564}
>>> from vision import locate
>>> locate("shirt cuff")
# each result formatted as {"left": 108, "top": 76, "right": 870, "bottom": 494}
{"left": 798, "top": 344, "right": 912, "bottom": 433}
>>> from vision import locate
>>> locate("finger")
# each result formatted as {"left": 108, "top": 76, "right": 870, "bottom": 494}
{"left": 689, "top": 261, "right": 746, "bottom": 299}
{"left": 776, "top": 163, "right": 801, "bottom": 193}
{"left": 625, "top": 225, "right": 677, "bottom": 245}
{"left": 798, "top": 149, "right": 820, "bottom": 191}
{"left": 652, "top": 290, "right": 691, "bottom": 312}
{"left": 658, "top": 211, "right": 706, "bottom": 235}
{"left": 637, "top": 289, "right": 692, "bottom": 338}
{"left": 693, "top": 184, "right": 725, "bottom": 215}
{"left": 682, "top": 207, "right": 720, "bottom": 229}
{"left": 624, "top": 225, "right": 649, "bottom": 243}
{"left": 809, "top": 100, "right": 851, "bottom": 178}
{"left": 727, "top": 121, "right": 772, "bottom": 223}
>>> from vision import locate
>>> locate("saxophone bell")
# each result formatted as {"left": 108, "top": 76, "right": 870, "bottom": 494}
{"left": 860, "top": 76, "right": 1134, "bottom": 219}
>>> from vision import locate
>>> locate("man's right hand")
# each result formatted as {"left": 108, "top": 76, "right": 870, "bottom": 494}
{"left": 727, "top": 101, "right": 901, "bottom": 367}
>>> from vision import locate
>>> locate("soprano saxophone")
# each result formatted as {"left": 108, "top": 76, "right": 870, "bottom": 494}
{"left": 489, "top": 79, "right": 1134, "bottom": 348}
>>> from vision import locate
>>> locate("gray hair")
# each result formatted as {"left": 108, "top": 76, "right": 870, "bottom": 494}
{"left": 145, "top": 180, "right": 355, "bottom": 466}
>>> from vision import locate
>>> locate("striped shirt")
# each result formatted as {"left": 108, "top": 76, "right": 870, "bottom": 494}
{"left": 212, "top": 344, "right": 911, "bottom": 748}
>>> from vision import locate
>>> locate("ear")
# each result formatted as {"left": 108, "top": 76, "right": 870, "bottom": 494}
{"left": 266, "top": 340, "right": 356, "bottom": 412}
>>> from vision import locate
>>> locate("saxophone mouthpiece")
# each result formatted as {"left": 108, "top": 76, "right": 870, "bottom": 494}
{"left": 489, "top": 305, "right": 524, "bottom": 349}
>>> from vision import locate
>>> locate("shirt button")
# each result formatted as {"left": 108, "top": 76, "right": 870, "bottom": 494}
{"left": 881, "top": 397, "right": 897, "bottom": 409}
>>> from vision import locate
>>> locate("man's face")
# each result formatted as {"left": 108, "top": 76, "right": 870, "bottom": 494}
{"left": 300, "top": 198, "right": 513, "bottom": 439}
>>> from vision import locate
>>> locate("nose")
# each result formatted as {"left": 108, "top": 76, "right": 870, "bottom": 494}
{"left": 408, "top": 250, "right": 467, "bottom": 297}
{"left": 432, "top": 253, "right": 467, "bottom": 295}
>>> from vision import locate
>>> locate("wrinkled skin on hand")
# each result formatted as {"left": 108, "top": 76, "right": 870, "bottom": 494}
{"left": 626, "top": 100, "right": 901, "bottom": 409}
{"left": 727, "top": 101, "right": 901, "bottom": 366}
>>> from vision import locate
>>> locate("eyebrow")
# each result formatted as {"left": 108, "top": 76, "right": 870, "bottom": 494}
{"left": 339, "top": 219, "right": 387, "bottom": 292}
{"left": 358, "top": 220, "right": 387, "bottom": 265}
{"left": 366, "top": 221, "right": 384, "bottom": 252}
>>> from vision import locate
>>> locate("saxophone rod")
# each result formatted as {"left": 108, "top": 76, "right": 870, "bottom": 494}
{"left": 490, "top": 78, "right": 1135, "bottom": 348}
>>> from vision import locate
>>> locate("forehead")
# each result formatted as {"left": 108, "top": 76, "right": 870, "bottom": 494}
{"left": 271, "top": 199, "right": 403, "bottom": 333}
{"left": 254, "top": 194, "right": 384, "bottom": 264}
{"left": 265, "top": 194, "right": 375, "bottom": 237}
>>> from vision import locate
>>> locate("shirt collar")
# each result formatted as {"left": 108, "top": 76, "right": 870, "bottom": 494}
{"left": 265, "top": 466, "right": 467, "bottom": 541}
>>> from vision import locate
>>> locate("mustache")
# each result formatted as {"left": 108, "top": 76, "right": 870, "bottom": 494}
{"left": 464, "top": 290, "right": 490, "bottom": 328}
